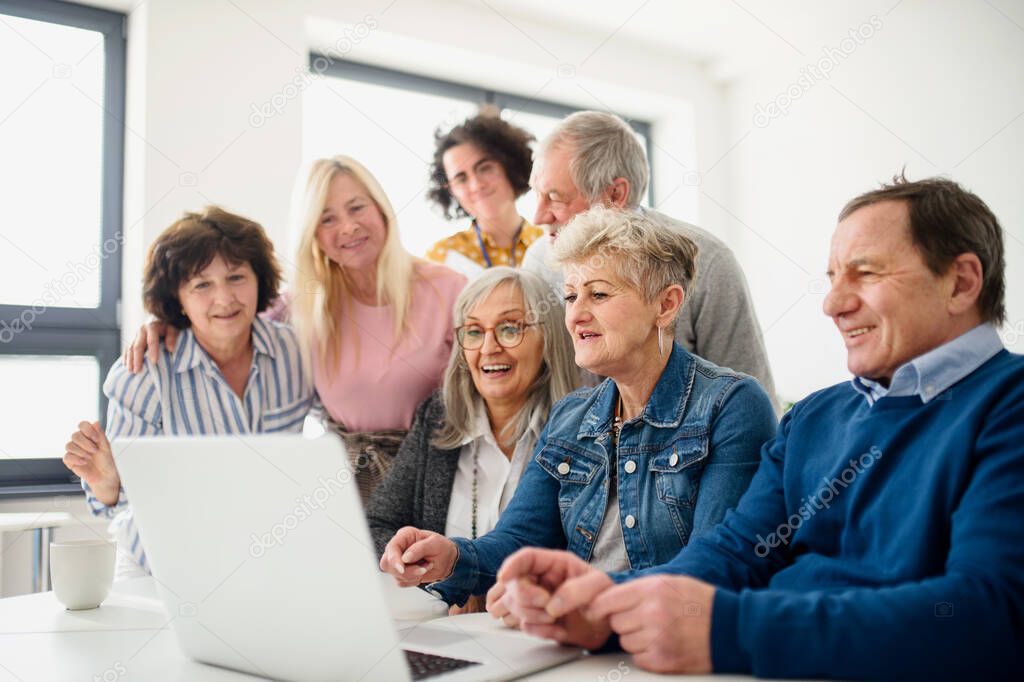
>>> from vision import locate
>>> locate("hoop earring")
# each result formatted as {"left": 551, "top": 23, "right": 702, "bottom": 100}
{"left": 657, "top": 325, "right": 664, "bottom": 356}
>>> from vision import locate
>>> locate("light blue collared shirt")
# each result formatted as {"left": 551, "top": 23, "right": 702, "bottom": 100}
{"left": 83, "top": 317, "right": 315, "bottom": 573}
{"left": 852, "top": 323, "right": 1004, "bottom": 405}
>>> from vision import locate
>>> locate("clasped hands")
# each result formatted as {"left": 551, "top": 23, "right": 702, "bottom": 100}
{"left": 486, "top": 548, "right": 715, "bottom": 675}
{"left": 379, "top": 536, "right": 714, "bottom": 674}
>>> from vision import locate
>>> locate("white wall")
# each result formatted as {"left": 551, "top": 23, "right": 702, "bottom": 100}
{"left": 120, "top": 0, "right": 306, "bottom": 337}
{"left": 720, "top": 0, "right": 1024, "bottom": 401}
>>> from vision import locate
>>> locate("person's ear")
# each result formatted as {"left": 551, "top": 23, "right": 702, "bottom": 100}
{"left": 656, "top": 284, "right": 685, "bottom": 329}
{"left": 604, "top": 178, "right": 631, "bottom": 208}
{"left": 946, "top": 252, "right": 984, "bottom": 317}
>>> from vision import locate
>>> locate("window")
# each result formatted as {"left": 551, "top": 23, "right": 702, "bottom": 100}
{"left": 302, "top": 57, "right": 652, "bottom": 258}
{"left": 0, "top": 0, "right": 125, "bottom": 494}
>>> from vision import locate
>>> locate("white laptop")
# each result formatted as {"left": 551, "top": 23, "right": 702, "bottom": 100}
{"left": 112, "top": 434, "right": 582, "bottom": 682}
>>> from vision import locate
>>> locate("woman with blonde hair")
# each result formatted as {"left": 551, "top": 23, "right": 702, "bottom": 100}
{"left": 125, "top": 157, "right": 466, "bottom": 500}
{"left": 290, "top": 156, "right": 466, "bottom": 498}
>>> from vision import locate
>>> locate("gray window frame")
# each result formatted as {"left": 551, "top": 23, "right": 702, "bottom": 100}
{"left": 0, "top": 0, "right": 126, "bottom": 496}
{"left": 308, "top": 55, "right": 655, "bottom": 205}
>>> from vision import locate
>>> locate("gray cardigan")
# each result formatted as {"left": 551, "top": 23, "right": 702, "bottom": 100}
{"left": 366, "top": 390, "right": 461, "bottom": 556}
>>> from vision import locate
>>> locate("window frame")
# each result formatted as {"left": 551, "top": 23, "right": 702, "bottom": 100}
{"left": 308, "top": 55, "right": 655, "bottom": 205}
{"left": 0, "top": 0, "right": 126, "bottom": 496}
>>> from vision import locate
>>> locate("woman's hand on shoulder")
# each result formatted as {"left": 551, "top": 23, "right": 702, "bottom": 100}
{"left": 123, "top": 320, "right": 176, "bottom": 373}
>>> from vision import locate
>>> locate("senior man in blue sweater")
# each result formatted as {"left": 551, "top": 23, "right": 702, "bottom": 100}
{"left": 490, "top": 174, "right": 1023, "bottom": 681}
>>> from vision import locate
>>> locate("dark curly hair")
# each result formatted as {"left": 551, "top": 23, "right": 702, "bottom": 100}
{"left": 143, "top": 206, "right": 282, "bottom": 329}
{"left": 428, "top": 110, "right": 535, "bottom": 220}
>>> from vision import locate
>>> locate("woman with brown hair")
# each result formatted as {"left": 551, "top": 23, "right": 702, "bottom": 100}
{"left": 426, "top": 111, "right": 544, "bottom": 278}
{"left": 125, "top": 158, "right": 467, "bottom": 502}
{"left": 64, "top": 207, "right": 315, "bottom": 577}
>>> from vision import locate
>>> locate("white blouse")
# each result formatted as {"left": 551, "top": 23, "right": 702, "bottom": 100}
{"left": 444, "top": 406, "right": 543, "bottom": 539}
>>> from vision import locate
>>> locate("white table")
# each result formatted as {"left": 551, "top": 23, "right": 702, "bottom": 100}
{"left": 0, "top": 512, "right": 75, "bottom": 593}
{"left": 0, "top": 577, "right": 766, "bottom": 681}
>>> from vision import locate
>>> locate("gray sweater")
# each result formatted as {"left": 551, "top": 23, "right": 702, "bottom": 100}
{"left": 366, "top": 391, "right": 460, "bottom": 557}
{"left": 522, "top": 207, "right": 779, "bottom": 412}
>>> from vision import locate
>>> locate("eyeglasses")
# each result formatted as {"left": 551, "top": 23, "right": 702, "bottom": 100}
{"left": 447, "top": 159, "right": 501, "bottom": 191}
{"left": 456, "top": 321, "right": 541, "bottom": 349}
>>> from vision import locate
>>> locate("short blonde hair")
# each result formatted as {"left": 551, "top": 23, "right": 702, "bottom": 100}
{"left": 552, "top": 206, "right": 698, "bottom": 303}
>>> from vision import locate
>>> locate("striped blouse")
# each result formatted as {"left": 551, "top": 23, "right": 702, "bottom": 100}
{"left": 83, "top": 317, "right": 315, "bottom": 573}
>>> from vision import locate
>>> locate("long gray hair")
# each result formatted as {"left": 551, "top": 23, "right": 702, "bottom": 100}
{"left": 433, "top": 267, "right": 579, "bottom": 449}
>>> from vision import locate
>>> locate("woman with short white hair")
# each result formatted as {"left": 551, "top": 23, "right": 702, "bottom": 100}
{"left": 380, "top": 206, "right": 777, "bottom": 613}
{"left": 522, "top": 111, "right": 778, "bottom": 407}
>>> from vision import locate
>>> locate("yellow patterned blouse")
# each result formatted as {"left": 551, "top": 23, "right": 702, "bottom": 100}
{"left": 425, "top": 220, "right": 544, "bottom": 278}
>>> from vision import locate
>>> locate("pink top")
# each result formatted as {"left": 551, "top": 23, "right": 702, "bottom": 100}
{"left": 314, "top": 261, "right": 466, "bottom": 432}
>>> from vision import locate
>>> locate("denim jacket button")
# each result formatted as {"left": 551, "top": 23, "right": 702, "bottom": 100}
{"left": 669, "top": 452, "right": 680, "bottom": 467}
{"left": 623, "top": 460, "right": 637, "bottom": 474}
{"left": 625, "top": 514, "right": 636, "bottom": 528}
{"left": 557, "top": 462, "right": 571, "bottom": 475}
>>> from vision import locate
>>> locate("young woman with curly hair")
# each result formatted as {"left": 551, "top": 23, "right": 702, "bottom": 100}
{"left": 426, "top": 110, "right": 544, "bottom": 278}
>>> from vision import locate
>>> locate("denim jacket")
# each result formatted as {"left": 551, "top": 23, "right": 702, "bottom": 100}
{"left": 430, "top": 342, "right": 778, "bottom": 605}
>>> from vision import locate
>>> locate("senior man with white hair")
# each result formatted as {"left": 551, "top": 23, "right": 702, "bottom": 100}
{"left": 522, "top": 111, "right": 777, "bottom": 407}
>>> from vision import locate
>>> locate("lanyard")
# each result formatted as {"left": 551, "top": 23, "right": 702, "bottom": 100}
{"left": 473, "top": 219, "right": 525, "bottom": 268}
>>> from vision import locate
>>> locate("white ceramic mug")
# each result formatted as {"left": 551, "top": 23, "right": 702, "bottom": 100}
{"left": 50, "top": 539, "right": 116, "bottom": 610}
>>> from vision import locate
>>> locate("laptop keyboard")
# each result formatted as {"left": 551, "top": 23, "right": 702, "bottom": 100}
{"left": 403, "top": 649, "right": 480, "bottom": 680}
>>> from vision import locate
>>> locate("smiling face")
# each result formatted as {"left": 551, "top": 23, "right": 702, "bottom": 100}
{"left": 823, "top": 200, "right": 961, "bottom": 384}
{"left": 563, "top": 260, "right": 658, "bottom": 378}
{"left": 531, "top": 145, "right": 593, "bottom": 234}
{"left": 463, "top": 283, "right": 545, "bottom": 412}
{"left": 178, "top": 254, "right": 258, "bottom": 349}
{"left": 442, "top": 142, "right": 516, "bottom": 222}
{"left": 316, "top": 172, "right": 387, "bottom": 273}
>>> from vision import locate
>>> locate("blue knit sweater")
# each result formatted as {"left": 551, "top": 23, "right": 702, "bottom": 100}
{"left": 648, "top": 350, "right": 1024, "bottom": 680}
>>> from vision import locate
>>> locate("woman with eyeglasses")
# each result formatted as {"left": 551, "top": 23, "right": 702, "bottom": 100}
{"left": 425, "top": 109, "right": 544, "bottom": 278}
{"left": 367, "top": 266, "right": 578, "bottom": 611}
{"left": 378, "top": 207, "right": 777, "bottom": 614}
